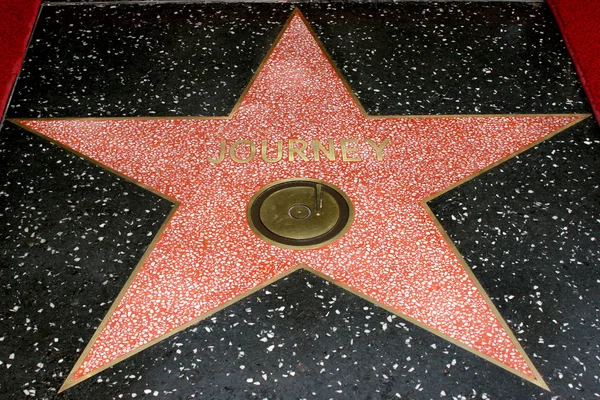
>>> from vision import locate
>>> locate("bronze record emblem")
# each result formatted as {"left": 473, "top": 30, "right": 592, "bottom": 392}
{"left": 247, "top": 178, "right": 354, "bottom": 249}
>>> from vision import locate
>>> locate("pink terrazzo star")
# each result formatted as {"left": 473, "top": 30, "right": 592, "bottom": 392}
{"left": 16, "top": 10, "right": 585, "bottom": 391}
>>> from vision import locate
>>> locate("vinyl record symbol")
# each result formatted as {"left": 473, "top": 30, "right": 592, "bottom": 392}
{"left": 247, "top": 178, "right": 354, "bottom": 249}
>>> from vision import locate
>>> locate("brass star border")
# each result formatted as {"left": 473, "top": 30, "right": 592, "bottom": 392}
{"left": 10, "top": 9, "right": 589, "bottom": 393}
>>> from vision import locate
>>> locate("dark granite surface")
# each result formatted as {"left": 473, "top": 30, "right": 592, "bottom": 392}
{"left": 0, "top": 122, "right": 174, "bottom": 398}
{"left": 1, "top": 2, "right": 598, "bottom": 399}
{"left": 429, "top": 116, "right": 600, "bottom": 399}
{"left": 60, "top": 269, "right": 560, "bottom": 400}
{"left": 8, "top": 3, "right": 589, "bottom": 118}
{"left": 303, "top": 3, "right": 590, "bottom": 115}
{"left": 9, "top": 4, "right": 293, "bottom": 118}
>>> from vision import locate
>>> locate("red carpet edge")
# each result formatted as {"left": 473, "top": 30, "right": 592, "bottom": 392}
{"left": 0, "top": 0, "right": 41, "bottom": 124}
{"left": 548, "top": 0, "right": 600, "bottom": 124}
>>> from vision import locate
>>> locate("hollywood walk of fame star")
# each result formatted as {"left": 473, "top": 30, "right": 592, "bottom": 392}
{"left": 11, "top": 10, "right": 587, "bottom": 392}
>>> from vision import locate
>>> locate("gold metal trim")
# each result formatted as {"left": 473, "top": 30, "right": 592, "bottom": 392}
{"left": 59, "top": 205, "right": 179, "bottom": 393}
{"left": 11, "top": 113, "right": 591, "bottom": 122}
{"left": 14, "top": 116, "right": 584, "bottom": 394}
{"left": 6, "top": 120, "right": 180, "bottom": 393}
{"left": 300, "top": 265, "right": 550, "bottom": 390}
{"left": 246, "top": 178, "right": 355, "bottom": 250}
{"left": 420, "top": 117, "right": 587, "bottom": 203}
{"left": 415, "top": 116, "right": 589, "bottom": 392}
{"left": 420, "top": 205, "right": 550, "bottom": 390}
{"left": 8, "top": 120, "right": 180, "bottom": 205}
{"left": 6, "top": 6, "right": 591, "bottom": 393}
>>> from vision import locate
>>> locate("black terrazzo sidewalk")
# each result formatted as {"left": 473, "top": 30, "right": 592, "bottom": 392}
{"left": 1, "top": 2, "right": 598, "bottom": 399}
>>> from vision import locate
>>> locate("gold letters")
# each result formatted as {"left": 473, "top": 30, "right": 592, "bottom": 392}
{"left": 230, "top": 140, "right": 256, "bottom": 163}
{"left": 366, "top": 138, "right": 390, "bottom": 161}
{"left": 208, "top": 138, "right": 390, "bottom": 164}
{"left": 288, "top": 139, "right": 309, "bottom": 162}
{"left": 261, "top": 140, "right": 283, "bottom": 163}
{"left": 341, "top": 139, "right": 361, "bottom": 162}
{"left": 312, "top": 139, "right": 335, "bottom": 161}
{"left": 207, "top": 139, "right": 226, "bottom": 164}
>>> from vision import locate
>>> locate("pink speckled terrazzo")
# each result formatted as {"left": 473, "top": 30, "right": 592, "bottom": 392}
{"left": 19, "top": 12, "right": 583, "bottom": 389}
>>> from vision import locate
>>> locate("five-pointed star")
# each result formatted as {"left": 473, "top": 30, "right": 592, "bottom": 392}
{"left": 14, "top": 10, "right": 585, "bottom": 392}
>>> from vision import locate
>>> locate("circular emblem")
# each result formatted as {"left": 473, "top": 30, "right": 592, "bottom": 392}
{"left": 247, "top": 178, "right": 354, "bottom": 249}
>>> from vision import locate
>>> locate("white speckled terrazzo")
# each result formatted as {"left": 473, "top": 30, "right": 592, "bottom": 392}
{"left": 18, "top": 13, "right": 584, "bottom": 389}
